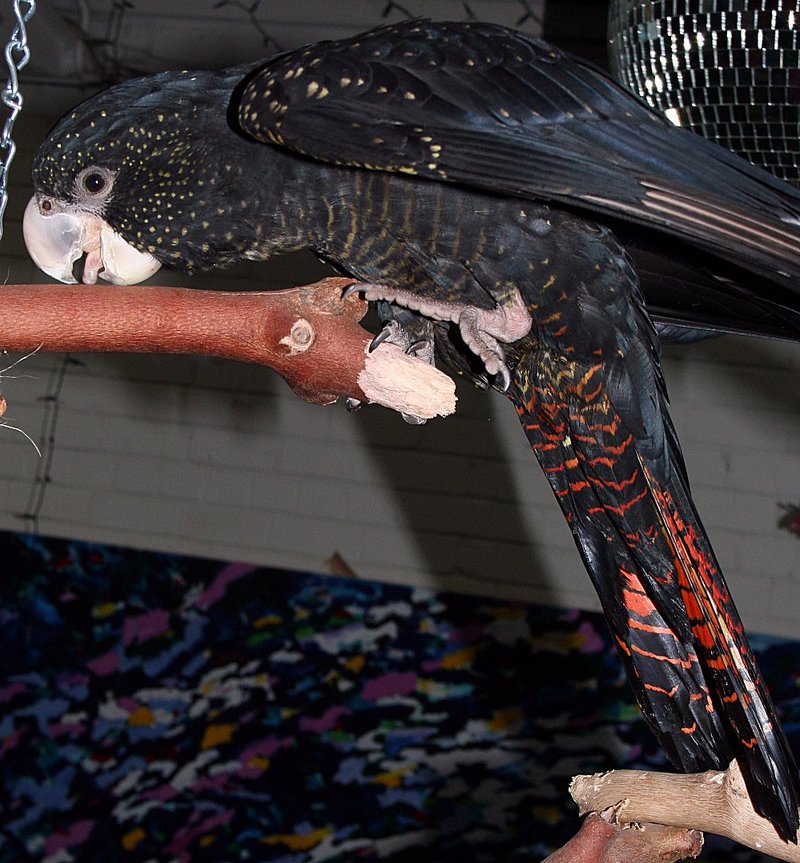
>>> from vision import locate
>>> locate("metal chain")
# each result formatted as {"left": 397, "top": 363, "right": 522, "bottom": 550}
{"left": 0, "top": 0, "right": 35, "bottom": 241}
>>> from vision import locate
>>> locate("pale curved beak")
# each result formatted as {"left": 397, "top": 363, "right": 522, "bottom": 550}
{"left": 23, "top": 196, "right": 162, "bottom": 285}
{"left": 95, "top": 226, "right": 163, "bottom": 285}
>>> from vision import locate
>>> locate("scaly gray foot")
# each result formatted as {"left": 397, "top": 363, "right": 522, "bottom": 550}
{"left": 370, "top": 318, "right": 435, "bottom": 424}
{"left": 344, "top": 284, "right": 531, "bottom": 390}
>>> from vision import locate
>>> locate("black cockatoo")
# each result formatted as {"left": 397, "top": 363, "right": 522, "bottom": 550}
{"left": 23, "top": 20, "right": 800, "bottom": 841}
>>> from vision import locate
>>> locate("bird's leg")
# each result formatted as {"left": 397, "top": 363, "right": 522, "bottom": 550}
{"left": 344, "top": 284, "right": 531, "bottom": 390}
{"left": 371, "top": 303, "right": 436, "bottom": 362}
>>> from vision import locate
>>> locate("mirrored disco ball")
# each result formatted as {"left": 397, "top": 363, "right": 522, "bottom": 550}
{"left": 608, "top": 1, "right": 800, "bottom": 186}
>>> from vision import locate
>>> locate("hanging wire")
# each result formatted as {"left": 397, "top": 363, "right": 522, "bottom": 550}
{"left": 0, "top": 0, "right": 35, "bottom": 242}
{"left": 18, "top": 354, "right": 81, "bottom": 534}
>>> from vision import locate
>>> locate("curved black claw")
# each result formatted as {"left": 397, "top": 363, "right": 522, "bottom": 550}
{"left": 406, "top": 340, "right": 430, "bottom": 357}
{"left": 496, "top": 364, "right": 511, "bottom": 392}
{"left": 345, "top": 397, "right": 362, "bottom": 412}
{"left": 342, "top": 284, "right": 363, "bottom": 300}
{"left": 369, "top": 326, "right": 393, "bottom": 353}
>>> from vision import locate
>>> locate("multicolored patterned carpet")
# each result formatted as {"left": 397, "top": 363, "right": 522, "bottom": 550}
{"left": 1, "top": 532, "right": 797, "bottom": 862}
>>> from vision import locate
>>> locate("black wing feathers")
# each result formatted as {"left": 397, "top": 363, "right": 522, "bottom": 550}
{"left": 239, "top": 20, "right": 800, "bottom": 282}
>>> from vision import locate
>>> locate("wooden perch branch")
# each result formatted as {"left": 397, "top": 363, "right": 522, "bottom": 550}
{"left": 570, "top": 760, "right": 800, "bottom": 862}
{"left": 542, "top": 805, "right": 702, "bottom": 863}
{"left": 0, "top": 278, "right": 456, "bottom": 419}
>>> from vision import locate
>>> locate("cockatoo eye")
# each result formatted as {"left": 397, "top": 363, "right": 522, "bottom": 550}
{"left": 75, "top": 165, "right": 116, "bottom": 199}
{"left": 83, "top": 172, "right": 106, "bottom": 194}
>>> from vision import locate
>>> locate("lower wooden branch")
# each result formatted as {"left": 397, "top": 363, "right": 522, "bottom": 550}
{"left": 570, "top": 760, "right": 800, "bottom": 862}
{"left": 542, "top": 806, "right": 702, "bottom": 863}
{"left": 0, "top": 279, "right": 456, "bottom": 420}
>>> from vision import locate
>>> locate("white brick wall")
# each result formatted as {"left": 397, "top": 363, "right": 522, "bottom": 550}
{"left": 0, "top": 2, "right": 798, "bottom": 640}
{"left": 1, "top": 333, "right": 797, "bottom": 639}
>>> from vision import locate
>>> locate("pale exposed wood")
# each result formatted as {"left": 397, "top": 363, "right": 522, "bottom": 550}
{"left": 570, "top": 761, "right": 800, "bottom": 862}
{"left": 359, "top": 338, "right": 457, "bottom": 418}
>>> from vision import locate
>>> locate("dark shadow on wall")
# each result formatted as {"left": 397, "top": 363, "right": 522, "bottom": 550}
{"left": 351, "top": 373, "right": 563, "bottom": 607}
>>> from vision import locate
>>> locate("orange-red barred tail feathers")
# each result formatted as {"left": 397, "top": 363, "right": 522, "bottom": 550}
{"left": 509, "top": 352, "right": 799, "bottom": 841}
{"left": 643, "top": 466, "right": 800, "bottom": 841}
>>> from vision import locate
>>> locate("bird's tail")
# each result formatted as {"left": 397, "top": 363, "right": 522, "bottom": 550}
{"left": 507, "top": 354, "right": 800, "bottom": 842}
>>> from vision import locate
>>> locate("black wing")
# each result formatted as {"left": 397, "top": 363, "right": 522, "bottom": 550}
{"left": 237, "top": 19, "right": 800, "bottom": 305}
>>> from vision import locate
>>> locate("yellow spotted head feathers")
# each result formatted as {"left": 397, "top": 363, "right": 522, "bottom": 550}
{"left": 32, "top": 64, "right": 279, "bottom": 272}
